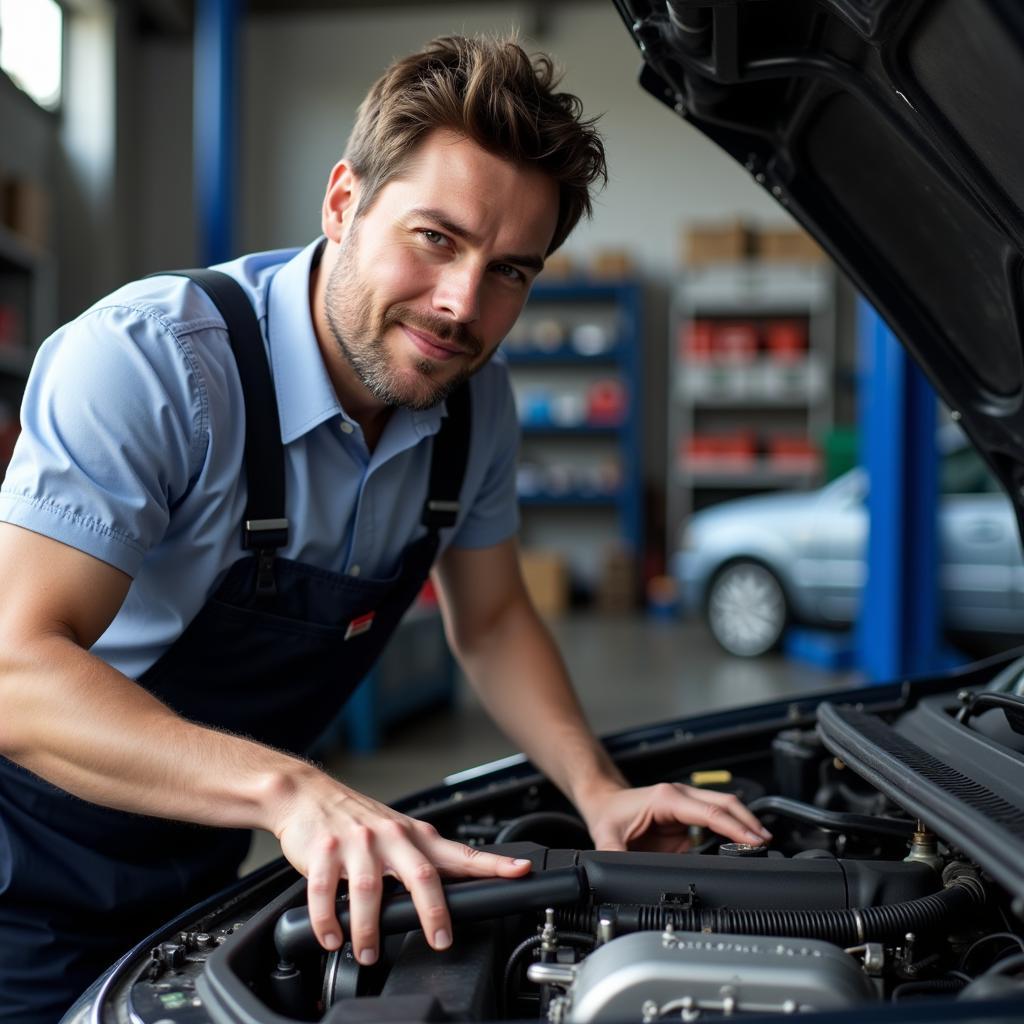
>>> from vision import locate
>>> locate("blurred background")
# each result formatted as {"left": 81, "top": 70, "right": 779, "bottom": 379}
{"left": 2, "top": 3, "right": 1019, "bottom": 847}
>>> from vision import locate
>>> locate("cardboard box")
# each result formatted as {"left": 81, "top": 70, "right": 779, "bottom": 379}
{"left": 684, "top": 220, "right": 752, "bottom": 266}
{"left": 756, "top": 227, "right": 826, "bottom": 264}
{"left": 540, "top": 252, "right": 576, "bottom": 279}
{"left": 588, "top": 249, "right": 635, "bottom": 279}
{"left": 519, "top": 549, "right": 569, "bottom": 619}
{"left": 596, "top": 546, "right": 636, "bottom": 613}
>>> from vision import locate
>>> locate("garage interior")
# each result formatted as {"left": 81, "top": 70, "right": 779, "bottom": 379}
{"left": 2, "top": 0, "right": 1022, "bottom": 879}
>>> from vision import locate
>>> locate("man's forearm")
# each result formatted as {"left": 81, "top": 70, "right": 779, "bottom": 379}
{"left": 452, "top": 599, "right": 628, "bottom": 818}
{"left": 0, "top": 631, "right": 317, "bottom": 835}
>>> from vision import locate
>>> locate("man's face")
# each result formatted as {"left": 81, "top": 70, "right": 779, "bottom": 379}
{"left": 322, "top": 130, "right": 560, "bottom": 411}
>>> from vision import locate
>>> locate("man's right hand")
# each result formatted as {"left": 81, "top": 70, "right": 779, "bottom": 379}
{"left": 272, "top": 774, "right": 532, "bottom": 964}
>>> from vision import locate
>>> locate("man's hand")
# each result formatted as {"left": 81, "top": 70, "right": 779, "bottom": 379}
{"left": 273, "top": 776, "right": 532, "bottom": 964}
{"left": 580, "top": 782, "right": 772, "bottom": 853}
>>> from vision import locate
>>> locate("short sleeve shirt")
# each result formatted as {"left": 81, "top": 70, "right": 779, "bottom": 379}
{"left": 0, "top": 240, "right": 521, "bottom": 679}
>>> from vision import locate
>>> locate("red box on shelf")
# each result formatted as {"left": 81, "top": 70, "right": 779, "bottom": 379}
{"left": 712, "top": 321, "right": 758, "bottom": 363}
{"left": 767, "top": 435, "right": 820, "bottom": 471}
{"left": 682, "top": 320, "right": 715, "bottom": 360}
{"left": 764, "top": 319, "right": 809, "bottom": 361}
{"left": 683, "top": 431, "right": 758, "bottom": 471}
{"left": 586, "top": 378, "right": 627, "bottom": 425}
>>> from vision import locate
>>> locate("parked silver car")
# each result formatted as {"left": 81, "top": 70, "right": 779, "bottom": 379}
{"left": 674, "top": 440, "right": 1024, "bottom": 657}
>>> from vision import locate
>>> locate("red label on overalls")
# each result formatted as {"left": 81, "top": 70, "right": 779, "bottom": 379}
{"left": 344, "top": 611, "right": 375, "bottom": 640}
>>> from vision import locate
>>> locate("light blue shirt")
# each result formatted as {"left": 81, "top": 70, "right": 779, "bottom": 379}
{"left": 0, "top": 240, "right": 520, "bottom": 679}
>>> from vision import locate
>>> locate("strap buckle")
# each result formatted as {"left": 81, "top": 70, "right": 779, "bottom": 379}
{"left": 421, "top": 499, "right": 460, "bottom": 529}
{"left": 255, "top": 548, "right": 277, "bottom": 598}
{"left": 243, "top": 519, "right": 288, "bottom": 600}
{"left": 242, "top": 517, "right": 289, "bottom": 551}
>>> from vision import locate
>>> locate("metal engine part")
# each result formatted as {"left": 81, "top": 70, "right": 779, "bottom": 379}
{"left": 531, "top": 929, "right": 877, "bottom": 1022}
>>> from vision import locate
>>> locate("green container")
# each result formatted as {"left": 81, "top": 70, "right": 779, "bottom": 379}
{"left": 822, "top": 427, "right": 858, "bottom": 482}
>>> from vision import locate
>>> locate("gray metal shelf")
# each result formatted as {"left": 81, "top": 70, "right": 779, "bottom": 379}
{"left": 668, "top": 262, "right": 837, "bottom": 554}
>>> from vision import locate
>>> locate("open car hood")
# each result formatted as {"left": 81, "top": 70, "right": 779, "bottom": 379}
{"left": 613, "top": 0, "right": 1024, "bottom": 515}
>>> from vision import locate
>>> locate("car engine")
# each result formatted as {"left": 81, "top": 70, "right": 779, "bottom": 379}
{"left": 87, "top": 665, "right": 1024, "bottom": 1024}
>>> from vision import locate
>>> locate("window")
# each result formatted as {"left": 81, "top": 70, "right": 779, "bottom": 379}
{"left": 940, "top": 444, "right": 1001, "bottom": 495}
{"left": 0, "top": 0, "right": 63, "bottom": 111}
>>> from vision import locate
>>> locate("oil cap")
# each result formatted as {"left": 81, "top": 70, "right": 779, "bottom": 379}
{"left": 718, "top": 841, "right": 768, "bottom": 857}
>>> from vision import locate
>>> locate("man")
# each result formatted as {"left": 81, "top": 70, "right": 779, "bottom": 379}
{"left": 0, "top": 35, "right": 769, "bottom": 1022}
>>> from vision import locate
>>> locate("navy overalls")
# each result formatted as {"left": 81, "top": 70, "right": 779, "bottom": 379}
{"left": 0, "top": 269, "right": 472, "bottom": 1023}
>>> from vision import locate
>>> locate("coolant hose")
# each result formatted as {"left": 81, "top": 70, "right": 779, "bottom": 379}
{"left": 556, "top": 874, "right": 985, "bottom": 946}
{"left": 747, "top": 795, "right": 917, "bottom": 838}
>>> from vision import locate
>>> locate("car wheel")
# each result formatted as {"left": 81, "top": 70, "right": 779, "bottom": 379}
{"left": 706, "top": 560, "right": 788, "bottom": 657}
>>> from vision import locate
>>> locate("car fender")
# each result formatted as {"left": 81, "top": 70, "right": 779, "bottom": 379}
{"left": 676, "top": 525, "right": 800, "bottom": 616}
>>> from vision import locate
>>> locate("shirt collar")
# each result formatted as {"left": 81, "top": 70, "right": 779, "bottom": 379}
{"left": 266, "top": 238, "right": 446, "bottom": 445}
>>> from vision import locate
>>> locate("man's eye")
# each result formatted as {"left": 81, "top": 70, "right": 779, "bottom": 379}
{"left": 421, "top": 230, "right": 447, "bottom": 246}
{"left": 494, "top": 263, "right": 525, "bottom": 283}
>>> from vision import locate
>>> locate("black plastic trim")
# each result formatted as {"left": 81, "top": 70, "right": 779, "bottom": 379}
{"left": 817, "top": 702, "right": 1024, "bottom": 903}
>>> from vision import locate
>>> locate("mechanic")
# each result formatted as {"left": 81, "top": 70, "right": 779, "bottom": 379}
{"left": 0, "top": 35, "right": 770, "bottom": 1023}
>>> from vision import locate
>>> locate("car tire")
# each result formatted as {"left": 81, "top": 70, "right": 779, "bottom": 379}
{"left": 706, "top": 559, "right": 788, "bottom": 658}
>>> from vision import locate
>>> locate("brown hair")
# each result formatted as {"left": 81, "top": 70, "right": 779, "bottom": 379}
{"left": 344, "top": 34, "right": 606, "bottom": 254}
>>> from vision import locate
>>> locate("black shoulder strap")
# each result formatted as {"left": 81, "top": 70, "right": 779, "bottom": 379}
{"left": 155, "top": 269, "right": 288, "bottom": 556}
{"left": 422, "top": 382, "right": 472, "bottom": 531}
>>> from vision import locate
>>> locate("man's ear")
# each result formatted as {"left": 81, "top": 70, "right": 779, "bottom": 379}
{"left": 321, "top": 159, "right": 361, "bottom": 243}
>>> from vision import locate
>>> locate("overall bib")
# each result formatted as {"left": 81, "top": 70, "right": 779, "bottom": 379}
{"left": 0, "top": 269, "right": 471, "bottom": 1023}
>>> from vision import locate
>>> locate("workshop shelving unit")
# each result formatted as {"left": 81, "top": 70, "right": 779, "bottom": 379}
{"left": 668, "top": 263, "right": 835, "bottom": 552}
{"left": 506, "top": 278, "right": 643, "bottom": 594}
{"left": 0, "top": 223, "right": 54, "bottom": 474}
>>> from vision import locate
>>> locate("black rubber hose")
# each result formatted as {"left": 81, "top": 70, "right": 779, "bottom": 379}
{"left": 892, "top": 978, "right": 967, "bottom": 1002}
{"left": 275, "top": 867, "right": 585, "bottom": 962}
{"left": 958, "top": 692, "right": 1024, "bottom": 735}
{"left": 557, "top": 878, "right": 983, "bottom": 946}
{"left": 747, "top": 796, "right": 917, "bottom": 839}
{"left": 501, "top": 931, "right": 593, "bottom": 1015}
{"left": 494, "top": 812, "right": 592, "bottom": 847}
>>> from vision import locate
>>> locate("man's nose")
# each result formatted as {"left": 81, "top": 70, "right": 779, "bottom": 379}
{"left": 432, "top": 262, "right": 483, "bottom": 323}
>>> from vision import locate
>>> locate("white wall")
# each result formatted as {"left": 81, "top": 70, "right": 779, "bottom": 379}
{"left": 239, "top": 0, "right": 792, "bottom": 270}
{"left": 235, "top": 1, "right": 808, "bottom": 509}
{"left": 33, "top": 1, "right": 824, "bottom": 506}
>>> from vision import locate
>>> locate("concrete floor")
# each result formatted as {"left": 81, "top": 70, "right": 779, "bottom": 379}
{"left": 243, "top": 613, "right": 861, "bottom": 871}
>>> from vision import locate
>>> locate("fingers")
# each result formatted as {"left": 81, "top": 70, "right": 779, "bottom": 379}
{"left": 306, "top": 834, "right": 344, "bottom": 952}
{"left": 588, "top": 828, "right": 628, "bottom": 852}
{"left": 344, "top": 826, "right": 383, "bottom": 965}
{"left": 302, "top": 816, "right": 532, "bottom": 961}
{"left": 383, "top": 824, "right": 453, "bottom": 953}
{"left": 675, "top": 784, "right": 772, "bottom": 845}
{"left": 429, "top": 835, "right": 534, "bottom": 879}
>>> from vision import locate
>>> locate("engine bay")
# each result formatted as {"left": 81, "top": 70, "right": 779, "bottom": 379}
{"left": 94, "top": 662, "right": 1024, "bottom": 1024}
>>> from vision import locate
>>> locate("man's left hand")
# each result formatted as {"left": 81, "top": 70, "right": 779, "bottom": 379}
{"left": 581, "top": 782, "right": 772, "bottom": 853}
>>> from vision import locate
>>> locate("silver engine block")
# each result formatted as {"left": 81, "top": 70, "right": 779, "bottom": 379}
{"left": 529, "top": 930, "right": 878, "bottom": 1021}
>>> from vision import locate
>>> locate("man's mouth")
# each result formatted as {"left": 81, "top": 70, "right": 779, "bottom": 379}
{"left": 399, "top": 323, "right": 469, "bottom": 363}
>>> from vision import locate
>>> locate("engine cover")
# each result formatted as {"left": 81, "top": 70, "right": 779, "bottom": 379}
{"left": 547, "top": 930, "right": 877, "bottom": 1022}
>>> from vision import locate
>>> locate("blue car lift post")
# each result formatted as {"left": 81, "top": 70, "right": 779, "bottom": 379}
{"left": 854, "top": 299, "right": 944, "bottom": 680}
{"left": 194, "top": 0, "right": 240, "bottom": 267}
{"left": 785, "top": 299, "right": 945, "bottom": 680}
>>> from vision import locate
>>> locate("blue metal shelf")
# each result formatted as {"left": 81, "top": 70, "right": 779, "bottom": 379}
{"left": 520, "top": 423, "right": 622, "bottom": 436}
{"left": 528, "top": 278, "right": 637, "bottom": 303}
{"left": 511, "top": 278, "right": 645, "bottom": 576}
{"left": 505, "top": 346, "right": 624, "bottom": 365}
{"left": 518, "top": 492, "right": 621, "bottom": 507}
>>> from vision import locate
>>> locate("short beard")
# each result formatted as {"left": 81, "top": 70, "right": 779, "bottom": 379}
{"left": 323, "top": 226, "right": 484, "bottom": 412}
